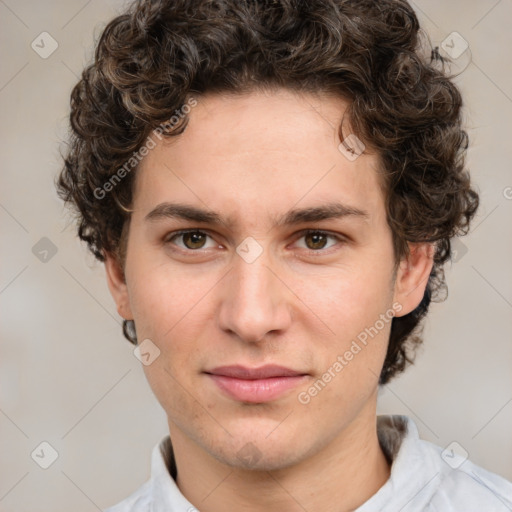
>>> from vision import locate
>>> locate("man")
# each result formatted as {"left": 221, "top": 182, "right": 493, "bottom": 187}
{"left": 57, "top": 0, "right": 512, "bottom": 510}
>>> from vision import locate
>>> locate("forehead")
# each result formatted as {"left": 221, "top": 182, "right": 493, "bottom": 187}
{"left": 132, "top": 89, "right": 385, "bottom": 227}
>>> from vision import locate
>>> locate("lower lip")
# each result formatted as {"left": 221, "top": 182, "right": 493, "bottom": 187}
{"left": 207, "top": 374, "right": 307, "bottom": 403}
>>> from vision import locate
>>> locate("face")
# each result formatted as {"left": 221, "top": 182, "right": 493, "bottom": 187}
{"left": 106, "top": 88, "right": 432, "bottom": 471}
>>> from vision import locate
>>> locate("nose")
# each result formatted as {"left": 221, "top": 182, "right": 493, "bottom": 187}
{"left": 217, "top": 245, "right": 292, "bottom": 344}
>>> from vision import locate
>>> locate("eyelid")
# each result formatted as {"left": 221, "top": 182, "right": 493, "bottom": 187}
{"left": 164, "top": 229, "right": 220, "bottom": 250}
{"left": 164, "top": 228, "right": 347, "bottom": 253}
{"left": 292, "top": 229, "right": 347, "bottom": 253}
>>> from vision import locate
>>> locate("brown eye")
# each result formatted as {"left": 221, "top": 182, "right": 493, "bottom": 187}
{"left": 167, "top": 230, "right": 214, "bottom": 250}
{"left": 293, "top": 230, "right": 345, "bottom": 254}
{"left": 182, "top": 231, "right": 207, "bottom": 249}
{"left": 304, "top": 231, "right": 329, "bottom": 250}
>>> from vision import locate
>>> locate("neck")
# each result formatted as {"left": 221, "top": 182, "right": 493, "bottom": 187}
{"left": 169, "top": 402, "right": 390, "bottom": 512}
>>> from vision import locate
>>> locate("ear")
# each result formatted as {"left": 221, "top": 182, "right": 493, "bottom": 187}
{"left": 104, "top": 252, "right": 134, "bottom": 320}
{"left": 393, "top": 243, "right": 435, "bottom": 316}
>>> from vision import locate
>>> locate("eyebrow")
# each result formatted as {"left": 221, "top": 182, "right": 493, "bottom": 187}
{"left": 145, "top": 201, "right": 369, "bottom": 228}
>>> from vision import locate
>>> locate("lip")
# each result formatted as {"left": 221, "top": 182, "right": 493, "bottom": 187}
{"left": 205, "top": 365, "right": 308, "bottom": 403}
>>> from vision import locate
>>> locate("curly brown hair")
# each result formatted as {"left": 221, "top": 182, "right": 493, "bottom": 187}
{"left": 57, "top": 0, "right": 479, "bottom": 385}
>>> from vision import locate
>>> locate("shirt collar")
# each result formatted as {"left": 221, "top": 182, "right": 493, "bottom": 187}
{"left": 356, "top": 415, "right": 442, "bottom": 511}
{"left": 149, "top": 436, "right": 195, "bottom": 512}
{"left": 147, "top": 414, "right": 424, "bottom": 511}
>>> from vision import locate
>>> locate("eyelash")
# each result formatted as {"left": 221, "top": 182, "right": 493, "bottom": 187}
{"left": 164, "top": 229, "right": 346, "bottom": 255}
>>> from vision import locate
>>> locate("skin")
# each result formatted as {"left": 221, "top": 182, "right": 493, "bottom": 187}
{"left": 105, "top": 88, "right": 434, "bottom": 512}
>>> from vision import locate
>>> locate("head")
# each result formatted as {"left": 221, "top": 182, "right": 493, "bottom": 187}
{"left": 57, "top": 0, "right": 478, "bottom": 470}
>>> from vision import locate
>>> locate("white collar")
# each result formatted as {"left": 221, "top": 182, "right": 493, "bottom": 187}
{"left": 147, "top": 414, "right": 419, "bottom": 511}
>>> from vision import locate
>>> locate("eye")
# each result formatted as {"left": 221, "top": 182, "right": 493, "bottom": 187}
{"left": 164, "top": 229, "right": 344, "bottom": 254}
{"left": 165, "top": 230, "right": 218, "bottom": 251}
{"left": 294, "top": 230, "right": 342, "bottom": 252}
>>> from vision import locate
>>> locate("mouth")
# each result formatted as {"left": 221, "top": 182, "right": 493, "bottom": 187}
{"left": 204, "top": 365, "right": 309, "bottom": 403}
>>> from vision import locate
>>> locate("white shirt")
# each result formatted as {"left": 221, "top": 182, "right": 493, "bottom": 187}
{"left": 105, "top": 415, "right": 512, "bottom": 511}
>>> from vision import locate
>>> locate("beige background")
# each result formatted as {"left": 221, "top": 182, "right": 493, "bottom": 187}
{"left": 1, "top": 0, "right": 511, "bottom": 510}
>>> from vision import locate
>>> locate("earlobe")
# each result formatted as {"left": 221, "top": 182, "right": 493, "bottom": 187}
{"left": 104, "top": 253, "right": 134, "bottom": 320}
{"left": 393, "top": 243, "right": 435, "bottom": 317}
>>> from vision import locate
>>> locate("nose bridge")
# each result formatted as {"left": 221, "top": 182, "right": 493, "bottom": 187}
{"left": 218, "top": 242, "right": 290, "bottom": 343}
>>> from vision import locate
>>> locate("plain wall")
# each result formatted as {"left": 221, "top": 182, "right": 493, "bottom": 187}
{"left": 1, "top": 0, "right": 511, "bottom": 510}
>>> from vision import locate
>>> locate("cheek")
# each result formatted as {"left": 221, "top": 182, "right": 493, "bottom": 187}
{"left": 125, "top": 255, "right": 215, "bottom": 341}
{"left": 297, "top": 263, "right": 395, "bottom": 399}
{"left": 140, "top": 357, "right": 202, "bottom": 434}
{"left": 126, "top": 260, "right": 216, "bottom": 404}
{"left": 300, "top": 260, "right": 395, "bottom": 341}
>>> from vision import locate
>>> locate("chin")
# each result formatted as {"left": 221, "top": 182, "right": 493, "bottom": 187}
{"left": 210, "top": 435, "right": 309, "bottom": 472}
